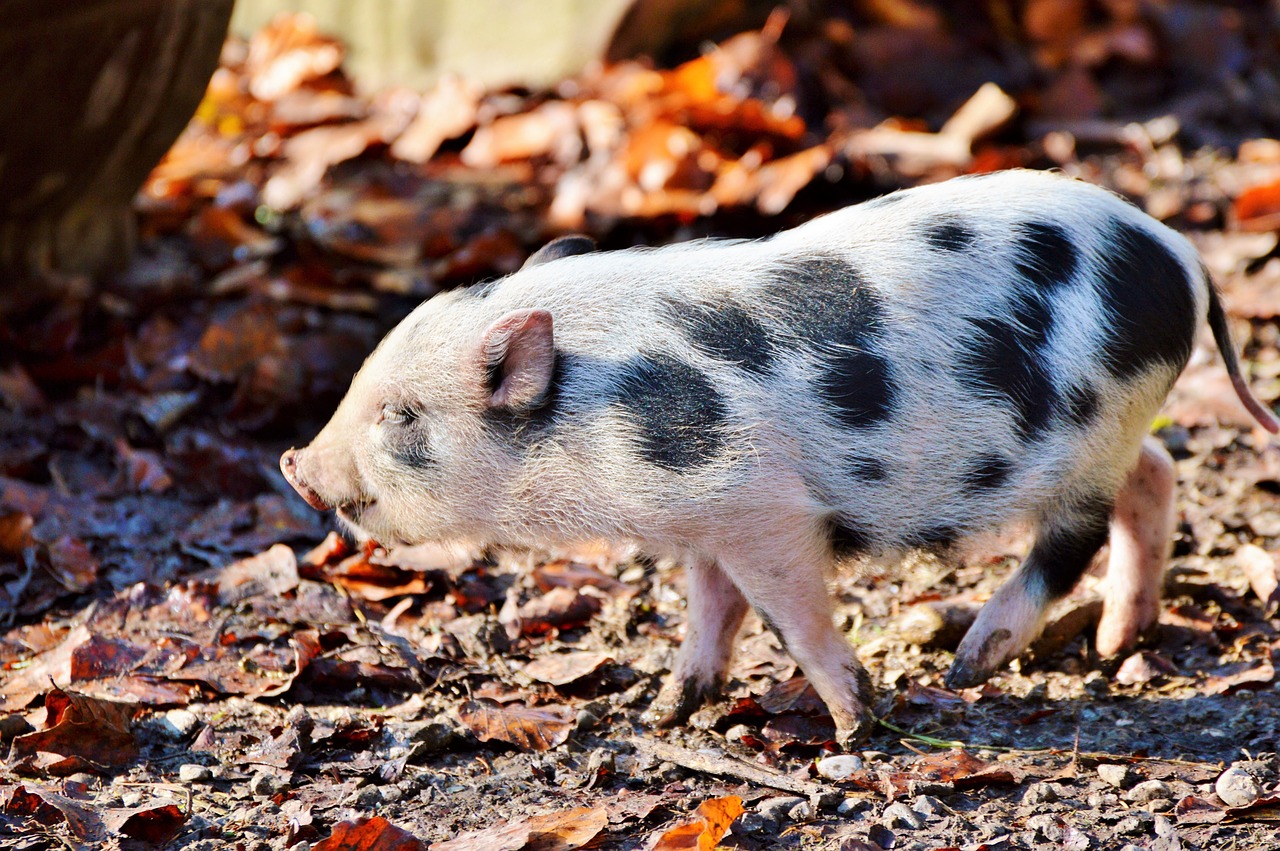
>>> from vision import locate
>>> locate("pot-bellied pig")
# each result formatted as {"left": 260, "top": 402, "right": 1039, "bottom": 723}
{"left": 281, "top": 169, "right": 1278, "bottom": 745}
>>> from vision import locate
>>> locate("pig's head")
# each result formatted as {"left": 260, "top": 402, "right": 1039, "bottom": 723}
{"left": 279, "top": 243, "right": 584, "bottom": 545}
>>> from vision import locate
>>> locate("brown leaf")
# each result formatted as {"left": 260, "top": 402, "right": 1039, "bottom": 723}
{"left": 103, "top": 802, "right": 187, "bottom": 843}
{"left": 189, "top": 305, "right": 283, "bottom": 383}
{"left": 315, "top": 815, "right": 425, "bottom": 851}
{"left": 457, "top": 699, "right": 574, "bottom": 752}
{"left": 1174, "top": 794, "right": 1227, "bottom": 824}
{"left": 505, "top": 587, "right": 603, "bottom": 637}
{"left": 9, "top": 689, "right": 138, "bottom": 774}
{"left": 43, "top": 535, "right": 99, "bottom": 593}
{"left": 531, "top": 560, "right": 632, "bottom": 597}
{"left": 1236, "top": 543, "right": 1280, "bottom": 616}
{"left": 0, "top": 510, "right": 33, "bottom": 555}
{"left": 650, "top": 796, "right": 743, "bottom": 851}
{"left": 1234, "top": 179, "right": 1280, "bottom": 232}
{"left": 113, "top": 439, "right": 174, "bottom": 493}
{"left": 431, "top": 806, "right": 607, "bottom": 851}
{"left": 884, "top": 750, "right": 1016, "bottom": 797}
{"left": 392, "top": 75, "right": 483, "bottom": 164}
{"left": 217, "top": 543, "right": 300, "bottom": 605}
{"left": 245, "top": 13, "right": 346, "bottom": 102}
{"left": 756, "top": 676, "right": 829, "bottom": 716}
{"left": 523, "top": 651, "right": 613, "bottom": 687}
{"left": 1202, "top": 659, "right": 1276, "bottom": 695}
{"left": 2, "top": 783, "right": 105, "bottom": 842}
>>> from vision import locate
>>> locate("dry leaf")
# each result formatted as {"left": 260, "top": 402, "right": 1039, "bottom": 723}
{"left": 9, "top": 689, "right": 139, "bottom": 774}
{"left": 315, "top": 815, "right": 425, "bottom": 851}
{"left": 522, "top": 651, "right": 613, "bottom": 687}
{"left": 650, "top": 796, "right": 743, "bottom": 851}
{"left": 431, "top": 806, "right": 607, "bottom": 851}
{"left": 1236, "top": 543, "right": 1280, "bottom": 616}
{"left": 457, "top": 700, "right": 574, "bottom": 752}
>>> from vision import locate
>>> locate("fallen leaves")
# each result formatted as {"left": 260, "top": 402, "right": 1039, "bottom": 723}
{"left": 457, "top": 700, "right": 575, "bottom": 752}
{"left": 8, "top": 689, "right": 138, "bottom": 775}
{"left": 650, "top": 796, "right": 743, "bottom": 851}
{"left": 431, "top": 807, "right": 607, "bottom": 851}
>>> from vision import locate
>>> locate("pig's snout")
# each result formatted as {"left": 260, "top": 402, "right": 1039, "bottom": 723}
{"left": 280, "top": 448, "right": 332, "bottom": 511}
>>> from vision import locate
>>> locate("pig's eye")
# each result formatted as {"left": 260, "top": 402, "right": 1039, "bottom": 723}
{"left": 379, "top": 405, "right": 416, "bottom": 426}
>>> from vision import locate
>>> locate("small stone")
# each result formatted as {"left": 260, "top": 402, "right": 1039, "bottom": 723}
{"left": 1026, "top": 813, "right": 1063, "bottom": 841}
{"left": 1023, "top": 781, "right": 1062, "bottom": 805}
{"left": 724, "top": 724, "right": 752, "bottom": 744}
{"left": 1215, "top": 766, "right": 1261, "bottom": 808}
{"left": 410, "top": 721, "right": 459, "bottom": 755}
{"left": 1086, "top": 792, "right": 1120, "bottom": 808}
{"left": 757, "top": 796, "right": 806, "bottom": 822}
{"left": 731, "top": 812, "right": 771, "bottom": 836}
{"left": 1098, "top": 764, "right": 1137, "bottom": 789}
{"left": 157, "top": 709, "right": 200, "bottom": 739}
{"left": 1114, "top": 812, "right": 1154, "bottom": 836}
{"left": 378, "top": 785, "right": 403, "bottom": 804}
{"left": 912, "top": 794, "right": 948, "bottom": 817}
{"left": 816, "top": 754, "right": 865, "bottom": 781}
{"left": 837, "top": 797, "right": 870, "bottom": 816}
{"left": 178, "top": 764, "right": 213, "bottom": 783}
{"left": 121, "top": 791, "right": 144, "bottom": 807}
{"left": 249, "top": 772, "right": 278, "bottom": 797}
{"left": 861, "top": 751, "right": 889, "bottom": 763}
{"left": 882, "top": 801, "right": 924, "bottom": 830}
{"left": 1127, "top": 779, "right": 1172, "bottom": 804}
{"left": 1083, "top": 671, "right": 1110, "bottom": 698}
{"left": 787, "top": 800, "right": 813, "bottom": 822}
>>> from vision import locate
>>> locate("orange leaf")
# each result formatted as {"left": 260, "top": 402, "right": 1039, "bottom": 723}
{"left": 651, "top": 796, "right": 744, "bottom": 851}
{"left": 314, "top": 816, "right": 425, "bottom": 851}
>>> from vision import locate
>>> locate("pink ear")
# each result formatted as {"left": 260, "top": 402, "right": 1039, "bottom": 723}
{"left": 481, "top": 309, "right": 555, "bottom": 410}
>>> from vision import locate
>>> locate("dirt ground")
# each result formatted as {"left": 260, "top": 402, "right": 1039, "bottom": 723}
{"left": 4, "top": 7, "right": 1280, "bottom": 850}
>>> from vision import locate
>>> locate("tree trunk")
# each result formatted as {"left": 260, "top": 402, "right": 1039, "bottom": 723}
{"left": 0, "top": 0, "right": 234, "bottom": 282}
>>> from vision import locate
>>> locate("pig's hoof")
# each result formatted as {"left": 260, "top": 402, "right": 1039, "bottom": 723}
{"left": 834, "top": 705, "right": 876, "bottom": 750}
{"left": 644, "top": 676, "right": 718, "bottom": 728}
{"left": 944, "top": 658, "right": 993, "bottom": 690}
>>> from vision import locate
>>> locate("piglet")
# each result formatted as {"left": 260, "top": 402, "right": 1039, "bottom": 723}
{"left": 281, "top": 170, "right": 1278, "bottom": 745}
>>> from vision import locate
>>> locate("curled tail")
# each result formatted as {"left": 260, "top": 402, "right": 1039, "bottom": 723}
{"left": 1205, "top": 276, "right": 1280, "bottom": 433}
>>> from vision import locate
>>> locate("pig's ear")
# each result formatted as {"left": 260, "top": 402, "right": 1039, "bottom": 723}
{"left": 481, "top": 309, "right": 556, "bottom": 410}
{"left": 522, "top": 235, "right": 596, "bottom": 269}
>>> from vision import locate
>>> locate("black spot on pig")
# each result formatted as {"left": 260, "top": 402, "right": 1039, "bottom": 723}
{"left": 820, "top": 348, "right": 896, "bottom": 428}
{"left": 1014, "top": 222, "right": 1078, "bottom": 292}
{"left": 775, "top": 256, "right": 898, "bottom": 428}
{"left": 828, "top": 517, "right": 873, "bottom": 558}
{"left": 959, "top": 315, "right": 1057, "bottom": 439}
{"left": 847, "top": 457, "right": 888, "bottom": 482}
{"left": 1008, "top": 286, "right": 1054, "bottom": 351}
{"left": 1064, "top": 383, "right": 1099, "bottom": 427}
{"left": 925, "top": 217, "right": 976, "bottom": 252}
{"left": 962, "top": 454, "right": 1012, "bottom": 491}
{"left": 614, "top": 354, "right": 729, "bottom": 471}
{"left": 917, "top": 524, "right": 959, "bottom": 550}
{"left": 668, "top": 299, "right": 775, "bottom": 375}
{"left": 1096, "top": 221, "right": 1197, "bottom": 380}
{"left": 1027, "top": 496, "right": 1114, "bottom": 600}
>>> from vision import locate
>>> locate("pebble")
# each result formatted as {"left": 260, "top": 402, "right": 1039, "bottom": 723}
{"left": 912, "top": 794, "right": 948, "bottom": 817}
{"left": 724, "top": 724, "right": 752, "bottom": 744}
{"left": 178, "top": 764, "right": 213, "bottom": 783}
{"left": 1097, "top": 763, "right": 1137, "bottom": 789}
{"left": 378, "top": 785, "right": 403, "bottom": 804}
{"left": 1083, "top": 671, "right": 1110, "bottom": 698}
{"left": 1215, "top": 766, "right": 1261, "bottom": 808}
{"left": 882, "top": 802, "right": 924, "bottom": 830}
{"left": 787, "top": 800, "right": 814, "bottom": 822}
{"left": 121, "top": 791, "right": 144, "bottom": 807}
{"left": 837, "top": 797, "right": 870, "bottom": 816}
{"left": 732, "top": 812, "right": 771, "bottom": 836}
{"left": 1022, "top": 781, "right": 1063, "bottom": 805}
{"left": 1127, "top": 779, "right": 1172, "bottom": 804}
{"left": 249, "top": 772, "right": 278, "bottom": 797}
{"left": 815, "top": 754, "right": 865, "bottom": 781}
{"left": 157, "top": 709, "right": 200, "bottom": 739}
{"left": 757, "top": 796, "right": 806, "bottom": 822}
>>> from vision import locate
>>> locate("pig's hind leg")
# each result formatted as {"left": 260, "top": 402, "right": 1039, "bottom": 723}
{"left": 717, "top": 532, "right": 877, "bottom": 747}
{"left": 947, "top": 494, "right": 1113, "bottom": 688}
{"left": 650, "top": 558, "right": 750, "bottom": 726}
{"left": 1095, "top": 435, "right": 1175, "bottom": 657}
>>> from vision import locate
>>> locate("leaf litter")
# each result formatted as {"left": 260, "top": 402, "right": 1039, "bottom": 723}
{"left": 4, "top": 3, "right": 1280, "bottom": 849}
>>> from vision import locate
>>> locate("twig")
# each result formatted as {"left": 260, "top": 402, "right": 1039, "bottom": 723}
{"left": 631, "top": 737, "right": 826, "bottom": 797}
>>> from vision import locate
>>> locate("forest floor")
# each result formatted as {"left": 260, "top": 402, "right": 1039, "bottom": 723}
{"left": 3, "top": 8, "right": 1280, "bottom": 850}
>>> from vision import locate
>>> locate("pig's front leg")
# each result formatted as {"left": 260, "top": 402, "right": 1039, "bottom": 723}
{"left": 649, "top": 558, "right": 750, "bottom": 726}
{"left": 1096, "top": 436, "right": 1175, "bottom": 656}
